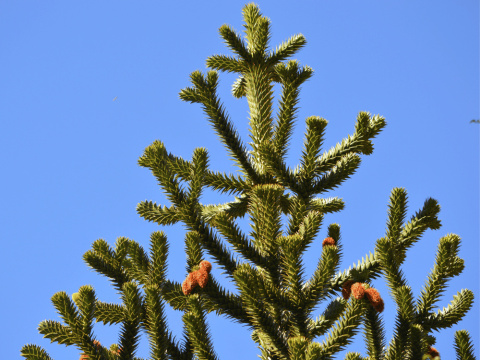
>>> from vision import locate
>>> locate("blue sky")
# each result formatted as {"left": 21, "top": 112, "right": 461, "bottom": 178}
{"left": 1, "top": 1, "right": 478, "bottom": 359}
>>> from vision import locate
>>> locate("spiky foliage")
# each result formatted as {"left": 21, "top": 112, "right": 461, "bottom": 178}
{"left": 454, "top": 330, "right": 476, "bottom": 360}
{"left": 22, "top": 3, "right": 474, "bottom": 360}
{"left": 351, "top": 187, "right": 475, "bottom": 360}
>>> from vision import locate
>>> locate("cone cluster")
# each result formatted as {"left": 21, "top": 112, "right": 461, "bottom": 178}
{"left": 342, "top": 280, "right": 384, "bottom": 313}
{"left": 322, "top": 237, "right": 336, "bottom": 248}
{"left": 182, "top": 260, "right": 212, "bottom": 295}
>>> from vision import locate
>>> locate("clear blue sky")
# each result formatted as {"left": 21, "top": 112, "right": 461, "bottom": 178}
{"left": 1, "top": 1, "right": 478, "bottom": 359}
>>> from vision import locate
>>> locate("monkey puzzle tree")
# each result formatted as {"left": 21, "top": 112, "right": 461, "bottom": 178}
{"left": 22, "top": 3, "right": 475, "bottom": 360}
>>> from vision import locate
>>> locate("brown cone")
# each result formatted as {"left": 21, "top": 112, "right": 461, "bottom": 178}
{"left": 200, "top": 260, "right": 212, "bottom": 273}
{"left": 196, "top": 269, "right": 209, "bottom": 288}
{"left": 182, "top": 272, "right": 197, "bottom": 295}
{"left": 428, "top": 347, "right": 440, "bottom": 357}
{"left": 322, "top": 237, "right": 336, "bottom": 248}
{"left": 351, "top": 282, "right": 366, "bottom": 299}
{"left": 365, "top": 288, "right": 384, "bottom": 313}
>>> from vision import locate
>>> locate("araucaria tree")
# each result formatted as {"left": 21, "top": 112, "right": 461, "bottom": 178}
{"left": 22, "top": 3, "right": 475, "bottom": 360}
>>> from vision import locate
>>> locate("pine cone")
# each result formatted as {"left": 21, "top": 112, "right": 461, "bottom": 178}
{"left": 365, "top": 288, "right": 384, "bottom": 313}
{"left": 427, "top": 347, "right": 440, "bottom": 358}
{"left": 322, "top": 237, "right": 336, "bottom": 248}
{"left": 182, "top": 261, "right": 213, "bottom": 295}
{"left": 199, "top": 260, "right": 212, "bottom": 273}
{"left": 351, "top": 282, "right": 366, "bottom": 299}
{"left": 196, "top": 269, "right": 209, "bottom": 288}
{"left": 182, "top": 272, "right": 197, "bottom": 295}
